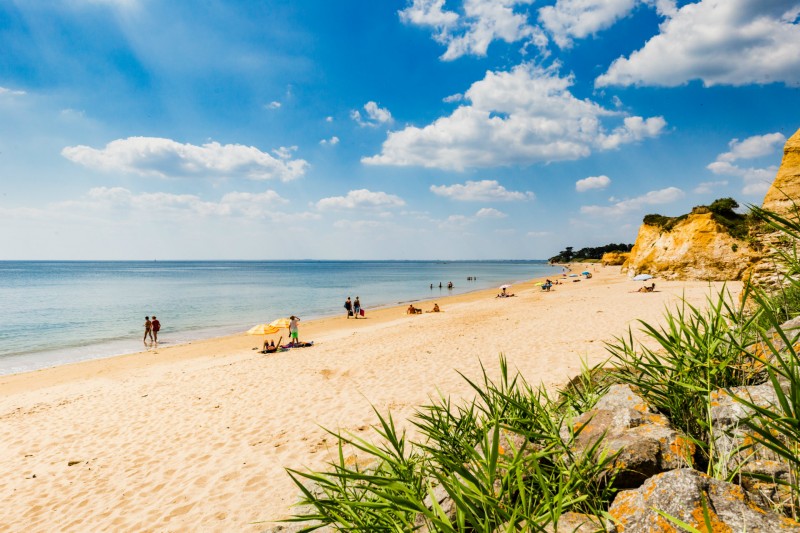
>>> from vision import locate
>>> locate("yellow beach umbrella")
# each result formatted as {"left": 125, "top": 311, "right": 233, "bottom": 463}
{"left": 269, "top": 317, "right": 292, "bottom": 329}
{"left": 247, "top": 324, "right": 280, "bottom": 336}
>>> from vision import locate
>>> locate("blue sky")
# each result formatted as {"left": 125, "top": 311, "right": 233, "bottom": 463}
{"left": 1, "top": 0, "right": 799, "bottom": 260}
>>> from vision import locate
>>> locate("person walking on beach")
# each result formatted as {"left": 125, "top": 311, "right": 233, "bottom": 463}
{"left": 289, "top": 315, "right": 300, "bottom": 345}
{"left": 354, "top": 297, "right": 361, "bottom": 319}
{"left": 143, "top": 316, "right": 153, "bottom": 343}
{"left": 344, "top": 297, "right": 353, "bottom": 318}
{"left": 151, "top": 316, "right": 161, "bottom": 342}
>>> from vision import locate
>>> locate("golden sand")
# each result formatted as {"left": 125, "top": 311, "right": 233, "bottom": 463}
{"left": 0, "top": 266, "right": 740, "bottom": 531}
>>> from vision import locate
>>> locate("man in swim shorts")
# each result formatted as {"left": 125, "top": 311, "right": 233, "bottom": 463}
{"left": 289, "top": 315, "right": 300, "bottom": 344}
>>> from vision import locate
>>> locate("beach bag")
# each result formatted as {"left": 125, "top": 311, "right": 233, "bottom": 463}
{"left": 360, "top": 309, "right": 365, "bottom": 317}
{"left": 348, "top": 310, "right": 353, "bottom": 317}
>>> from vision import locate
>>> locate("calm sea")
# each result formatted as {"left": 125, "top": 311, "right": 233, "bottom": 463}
{"left": 0, "top": 260, "right": 560, "bottom": 376}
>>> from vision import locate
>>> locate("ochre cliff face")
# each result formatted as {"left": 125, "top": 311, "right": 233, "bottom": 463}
{"left": 601, "top": 251, "right": 629, "bottom": 266}
{"left": 621, "top": 213, "right": 754, "bottom": 281}
{"left": 747, "top": 127, "right": 800, "bottom": 289}
{"left": 761, "top": 128, "right": 800, "bottom": 216}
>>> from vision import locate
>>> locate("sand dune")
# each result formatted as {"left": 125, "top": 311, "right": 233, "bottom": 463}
{"left": 0, "top": 266, "right": 740, "bottom": 531}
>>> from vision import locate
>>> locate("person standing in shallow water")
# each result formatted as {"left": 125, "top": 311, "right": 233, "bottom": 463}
{"left": 151, "top": 316, "right": 161, "bottom": 342}
{"left": 353, "top": 297, "right": 361, "bottom": 319}
{"left": 143, "top": 316, "right": 153, "bottom": 343}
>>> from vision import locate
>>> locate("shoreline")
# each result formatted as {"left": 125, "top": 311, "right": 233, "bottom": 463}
{"left": 0, "top": 264, "right": 569, "bottom": 380}
{"left": 0, "top": 265, "right": 737, "bottom": 530}
{"left": 0, "top": 265, "right": 563, "bottom": 378}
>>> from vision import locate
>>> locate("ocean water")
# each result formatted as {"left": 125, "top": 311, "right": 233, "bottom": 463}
{"left": 0, "top": 260, "right": 560, "bottom": 376}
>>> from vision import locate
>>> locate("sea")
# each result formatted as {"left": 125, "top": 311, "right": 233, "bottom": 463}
{"left": 0, "top": 260, "right": 561, "bottom": 376}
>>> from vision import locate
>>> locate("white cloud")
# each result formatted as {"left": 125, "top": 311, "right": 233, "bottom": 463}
{"left": 351, "top": 101, "right": 393, "bottom": 127}
{"left": 325, "top": 116, "right": 334, "bottom": 122}
{"left": 364, "top": 63, "right": 665, "bottom": 170}
{"left": 539, "top": 0, "right": 677, "bottom": 48}
{"left": 539, "top": 0, "right": 638, "bottom": 48}
{"left": 443, "top": 93, "right": 463, "bottom": 103}
{"left": 316, "top": 189, "right": 406, "bottom": 210}
{"left": 398, "top": 0, "right": 459, "bottom": 27}
{"left": 596, "top": 0, "right": 800, "bottom": 87}
{"left": 716, "top": 132, "right": 786, "bottom": 162}
{"left": 526, "top": 230, "right": 551, "bottom": 237}
{"left": 320, "top": 136, "right": 340, "bottom": 146}
{"left": 580, "top": 186, "right": 684, "bottom": 216}
{"left": 266, "top": 101, "right": 282, "bottom": 109}
{"left": 62, "top": 137, "right": 309, "bottom": 181}
{"left": 399, "top": 0, "right": 547, "bottom": 61}
{"left": 0, "top": 86, "right": 26, "bottom": 96}
{"left": 693, "top": 180, "right": 728, "bottom": 194}
{"left": 15, "top": 186, "right": 298, "bottom": 221}
{"left": 439, "top": 214, "right": 472, "bottom": 230}
{"left": 475, "top": 207, "right": 507, "bottom": 218}
{"left": 707, "top": 132, "right": 785, "bottom": 195}
{"left": 430, "top": 179, "right": 534, "bottom": 201}
{"left": 575, "top": 175, "right": 611, "bottom": 192}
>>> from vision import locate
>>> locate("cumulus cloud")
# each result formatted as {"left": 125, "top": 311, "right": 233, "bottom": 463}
{"left": 61, "top": 137, "right": 309, "bottom": 181}
{"left": 475, "top": 207, "right": 507, "bottom": 218}
{"left": 351, "top": 101, "right": 393, "bottom": 127}
{"left": 443, "top": 93, "right": 464, "bottom": 103}
{"left": 596, "top": 0, "right": 800, "bottom": 87}
{"left": 716, "top": 132, "right": 786, "bottom": 162}
{"left": 11, "top": 186, "right": 303, "bottom": 221}
{"left": 316, "top": 189, "right": 406, "bottom": 210}
{"left": 580, "top": 186, "right": 684, "bottom": 216}
{"left": 693, "top": 180, "right": 729, "bottom": 194}
{"left": 266, "top": 101, "right": 282, "bottom": 109}
{"left": 326, "top": 116, "right": 333, "bottom": 122}
{"left": 539, "top": 0, "right": 677, "bottom": 48}
{"left": 430, "top": 179, "right": 534, "bottom": 201}
{"left": 320, "top": 136, "right": 340, "bottom": 146}
{"left": 364, "top": 63, "right": 665, "bottom": 170}
{"left": 707, "top": 132, "right": 785, "bottom": 195}
{"left": 575, "top": 175, "right": 611, "bottom": 192}
{"left": 399, "top": 0, "right": 547, "bottom": 60}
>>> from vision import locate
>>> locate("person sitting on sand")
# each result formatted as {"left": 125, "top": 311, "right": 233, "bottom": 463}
{"left": 407, "top": 304, "right": 422, "bottom": 314}
{"left": 262, "top": 340, "right": 278, "bottom": 353}
{"left": 634, "top": 283, "right": 656, "bottom": 293}
{"left": 427, "top": 303, "right": 440, "bottom": 313}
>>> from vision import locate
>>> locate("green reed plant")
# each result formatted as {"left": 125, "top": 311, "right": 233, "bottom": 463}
{"left": 606, "top": 288, "right": 762, "bottom": 471}
{"left": 281, "top": 357, "right": 620, "bottom": 531}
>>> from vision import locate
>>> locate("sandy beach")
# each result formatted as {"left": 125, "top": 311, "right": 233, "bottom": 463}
{"left": 0, "top": 267, "right": 741, "bottom": 532}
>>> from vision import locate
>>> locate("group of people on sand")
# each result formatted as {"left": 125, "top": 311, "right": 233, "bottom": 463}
{"left": 263, "top": 315, "right": 309, "bottom": 352}
{"left": 407, "top": 303, "right": 440, "bottom": 314}
{"left": 143, "top": 316, "right": 161, "bottom": 344}
{"left": 344, "top": 296, "right": 362, "bottom": 318}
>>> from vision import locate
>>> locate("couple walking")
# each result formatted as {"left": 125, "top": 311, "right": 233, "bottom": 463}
{"left": 143, "top": 315, "right": 161, "bottom": 343}
{"left": 344, "top": 296, "right": 363, "bottom": 319}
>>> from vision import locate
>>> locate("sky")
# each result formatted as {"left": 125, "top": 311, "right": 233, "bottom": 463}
{"left": 1, "top": 0, "right": 799, "bottom": 260}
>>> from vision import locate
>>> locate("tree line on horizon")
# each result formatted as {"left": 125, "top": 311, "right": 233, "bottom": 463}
{"left": 548, "top": 243, "right": 634, "bottom": 264}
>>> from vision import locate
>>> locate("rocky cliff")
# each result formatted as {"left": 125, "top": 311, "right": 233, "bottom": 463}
{"left": 761, "top": 128, "right": 800, "bottom": 216}
{"left": 621, "top": 211, "right": 755, "bottom": 281}
{"left": 748, "top": 128, "right": 800, "bottom": 289}
{"left": 601, "top": 251, "right": 629, "bottom": 266}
